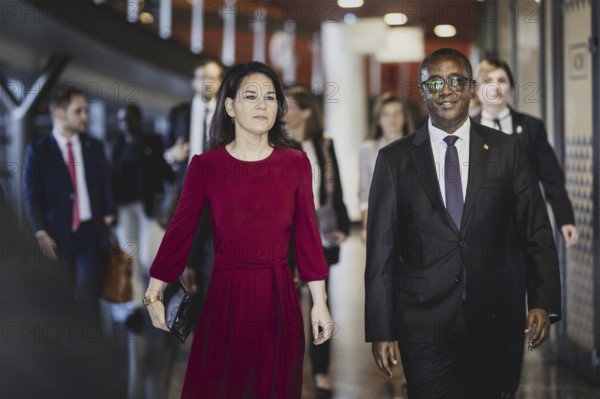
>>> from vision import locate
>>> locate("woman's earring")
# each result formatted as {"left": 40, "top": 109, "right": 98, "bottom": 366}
{"left": 231, "top": 116, "right": 235, "bottom": 124}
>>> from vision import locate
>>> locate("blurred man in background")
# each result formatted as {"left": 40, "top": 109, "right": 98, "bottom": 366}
{"left": 24, "top": 86, "right": 115, "bottom": 315}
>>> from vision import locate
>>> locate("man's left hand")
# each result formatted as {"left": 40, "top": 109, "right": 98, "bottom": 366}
{"left": 104, "top": 215, "right": 115, "bottom": 226}
{"left": 525, "top": 308, "right": 550, "bottom": 350}
{"left": 561, "top": 224, "right": 578, "bottom": 248}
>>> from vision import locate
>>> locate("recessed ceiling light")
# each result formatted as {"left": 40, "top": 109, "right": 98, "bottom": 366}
{"left": 434, "top": 24, "right": 457, "bottom": 38}
{"left": 384, "top": 13, "right": 408, "bottom": 26}
{"left": 338, "top": 0, "right": 364, "bottom": 8}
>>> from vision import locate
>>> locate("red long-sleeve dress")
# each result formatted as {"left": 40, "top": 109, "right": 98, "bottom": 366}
{"left": 150, "top": 146, "right": 329, "bottom": 398}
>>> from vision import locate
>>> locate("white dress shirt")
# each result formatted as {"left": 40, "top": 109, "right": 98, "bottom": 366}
{"left": 428, "top": 118, "right": 470, "bottom": 206}
{"left": 480, "top": 107, "right": 513, "bottom": 134}
{"left": 189, "top": 95, "right": 216, "bottom": 163}
{"left": 52, "top": 130, "right": 93, "bottom": 223}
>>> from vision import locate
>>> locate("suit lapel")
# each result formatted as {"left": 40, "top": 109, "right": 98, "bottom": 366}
{"left": 80, "top": 134, "right": 94, "bottom": 189}
{"left": 409, "top": 126, "right": 459, "bottom": 235}
{"left": 49, "top": 134, "right": 74, "bottom": 190}
{"left": 461, "top": 125, "right": 488, "bottom": 229}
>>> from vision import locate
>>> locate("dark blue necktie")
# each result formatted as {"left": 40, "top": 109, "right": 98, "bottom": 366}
{"left": 444, "top": 135, "right": 466, "bottom": 299}
{"left": 443, "top": 135, "right": 463, "bottom": 230}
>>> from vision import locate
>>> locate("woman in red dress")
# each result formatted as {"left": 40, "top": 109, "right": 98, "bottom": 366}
{"left": 144, "top": 62, "right": 334, "bottom": 398}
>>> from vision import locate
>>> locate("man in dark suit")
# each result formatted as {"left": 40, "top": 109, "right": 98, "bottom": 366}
{"left": 472, "top": 57, "right": 577, "bottom": 398}
{"left": 164, "top": 58, "right": 224, "bottom": 305}
{"left": 24, "top": 86, "right": 116, "bottom": 314}
{"left": 113, "top": 104, "right": 174, "bottom": 224}
{"left": 365, "top": 48, "right": 561, "bottom": 398}
{"left": 164, "top": 58, "right": 224, "bottom": 179}
{"left": 473, "top": 57, "right": 577, "bottom": 246}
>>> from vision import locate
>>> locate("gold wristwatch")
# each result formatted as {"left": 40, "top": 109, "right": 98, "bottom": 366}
{"left": 142, "top": 295, "right": 162, "bottom": 306}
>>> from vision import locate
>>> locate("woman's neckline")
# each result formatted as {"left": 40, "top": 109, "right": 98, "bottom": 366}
{"left": 223, "top": 145, "right": 276, "bottom": 163}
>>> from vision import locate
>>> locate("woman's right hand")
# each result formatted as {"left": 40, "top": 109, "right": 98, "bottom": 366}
{"left": 311, "top": 303, "right": 334, "bottom": 345}
{"left": 146, "top": 300, "right": 169, "bottom": 332}
{"left": 145, "top": 277, "right": 169, "bottom": 331}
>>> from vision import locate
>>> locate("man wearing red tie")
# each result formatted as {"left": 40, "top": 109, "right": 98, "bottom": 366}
{"left": 24, "top": 86, "right": 116, "bottom": 313}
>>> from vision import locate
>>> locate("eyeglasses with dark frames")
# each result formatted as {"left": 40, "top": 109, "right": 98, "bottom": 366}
{"left": 420, "top": 76, "right": 472, "bottom": 94}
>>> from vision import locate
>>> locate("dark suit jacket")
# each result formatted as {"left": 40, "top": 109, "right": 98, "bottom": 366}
{"left": 287, "top": 137, "right": 349, "bottom": 269}
{"left": 473, "top": 108, "right": 575, "bottom": 227}
{"left": 24, "top": 133, "right": 116, "bottom": 245}
{"left": 166, "top": 102, "right": 192, "bottom": 183}
{"left": 288, "top": 137, "right": 350, "bottom": 235}
{"left": 166, "top": 102, "right": 215, "bottom": 275}
{"left": 167, "top": 102, "right": 192, "bottom": 146}
{"left": 111, "top": 132, "right": 174, "bottom": 217}
{"left": 311, "top": 136, "right": 351, "bottom": 236}
{"left": 364, "top": 121, "right": 561, "bottom": 343}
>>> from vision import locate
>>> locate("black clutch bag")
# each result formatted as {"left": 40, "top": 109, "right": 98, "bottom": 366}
{"left": 163, "top": 278, "right": 197, "bottom": 343}
{"left": 322, "top": 243, "right": 340, "bottom": 265}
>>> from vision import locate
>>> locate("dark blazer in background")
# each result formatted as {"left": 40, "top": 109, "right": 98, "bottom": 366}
{"left": 24, "top": 133, "right": 116, "bottom": 245}
{"left": 311, "top": 136, "right": 351, "bottom": 236}
{"left": 288, "top": 137, "right": 351, "bottom": 268}
{"left": 365, "top": 122, "right": 561, "bottom": 344}
{"left": 166, "top": 102, "right": 214, "bottom": 311}
{"left": 473, "top": 108, "right": 573, "bottom": 396}
{"left": 25, "top": 132, "right": 116, "bottom": 313}
{"left": 166, "top": 103, "right": 213, "bottom": 275}
{"left": 111, "top": 132, "right": 174, "bottom": 217}
{"left": 473, "top": 108, "right": 575, "bottom": 227}
{"left": 166, "top": 102, "right": 192, "bottom": 183}
{"left": 167, "top": 102, "right": 192, "bottom": 145}
{"left": 0, "top": 182, "right": 5, "bottom": 206}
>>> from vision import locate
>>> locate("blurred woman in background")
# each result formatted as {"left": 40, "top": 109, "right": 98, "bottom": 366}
{"left": 284, "top": 84, "right": 350, "bottom": 399}
{"left": 359, "top": 93, "right": 414, "bottom": 242}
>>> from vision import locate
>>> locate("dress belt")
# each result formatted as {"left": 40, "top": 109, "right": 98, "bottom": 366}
{"left": 215, "top": 256, "right": 288, "bottom": 271}
{"left": 214, "top": 256, "right": 290, "bottom": 323}
{"left": 213, "top": 256, "right": 295, "bottom": 361}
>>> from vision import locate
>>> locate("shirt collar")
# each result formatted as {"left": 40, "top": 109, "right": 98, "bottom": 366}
{"left": 377, "top": 136, "right": 388, "bottom": 147}
{"left": 52, "top": 130, "right": 80, "bottom": 146}
{"left": 481, "top": 107, "right": 511, "bottom": 121}
{"left": 193, "top": 95, "right": 216, "bottom": 110}
{"left": 428, "top": 117, "right": 471, "bottom": 143}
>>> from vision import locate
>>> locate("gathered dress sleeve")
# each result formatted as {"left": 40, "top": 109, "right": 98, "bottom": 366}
{"left": 150, "top": 155, "right": 206, "bottom": 282}
{"left": 293, "top": 152, "right": 329, "bottom": 282}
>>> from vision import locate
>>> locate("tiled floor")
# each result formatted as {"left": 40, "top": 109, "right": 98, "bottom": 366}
{"left": 168, "top": 230, "right": 600, "bottom": 399}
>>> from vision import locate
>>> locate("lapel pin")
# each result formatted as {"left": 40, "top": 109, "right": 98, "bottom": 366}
{"left": 483, "top": 144, "right": 489, "bottom": 150}
{"left": 516, "top": 125, "right": 523, "bottom": 134}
